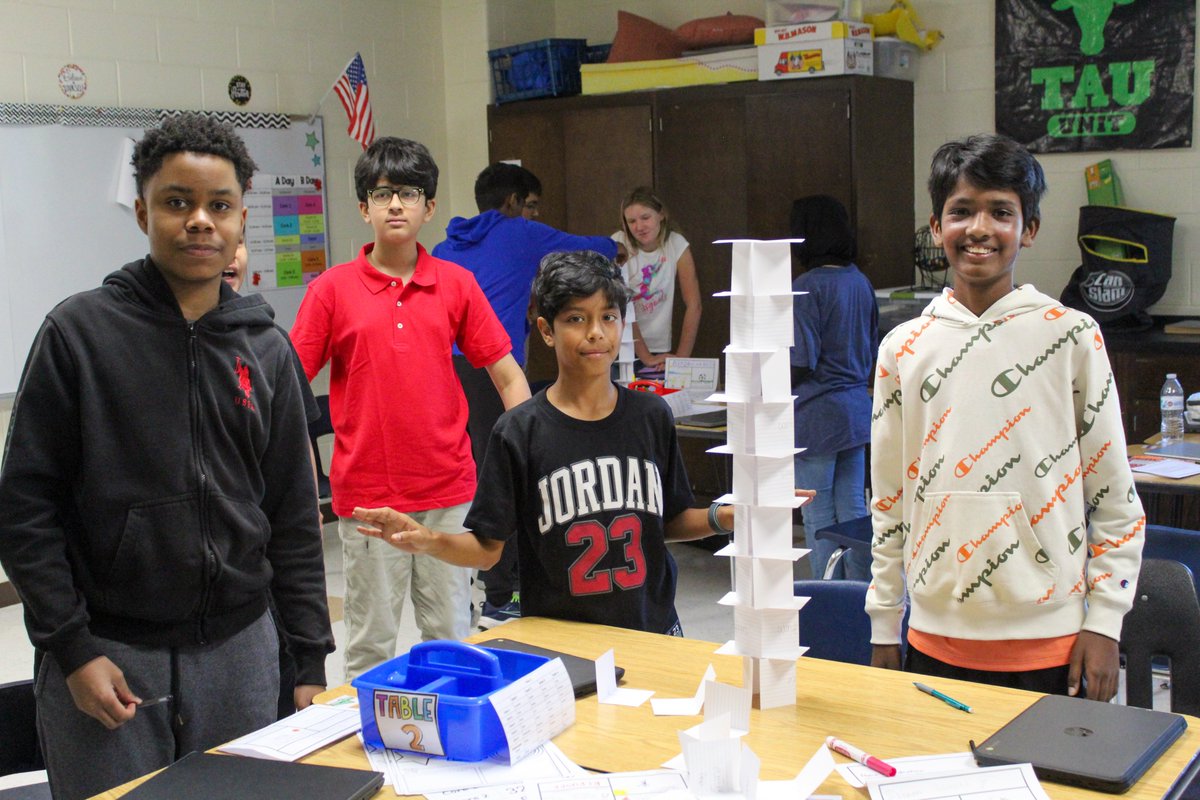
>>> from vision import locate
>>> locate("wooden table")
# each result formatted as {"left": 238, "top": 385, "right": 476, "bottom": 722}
{"left": 1129, "top": 433, "right": 1200, "bottom": 529}
{"left": 93, "top": 617, "right": 1200, "bottom": 799}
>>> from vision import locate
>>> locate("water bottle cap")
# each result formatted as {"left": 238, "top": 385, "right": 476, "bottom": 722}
{"left": 1168, "top": 373, "right": 1177, "bottom": 379}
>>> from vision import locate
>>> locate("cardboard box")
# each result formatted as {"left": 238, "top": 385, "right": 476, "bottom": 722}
{"left": 582, "top": 47, "right": 756, "bottom": 95}
{"left": 757, "top": 38, "right": 873, "bottom": 80}
{"left": 754, "top": 20, "right": 873, "bottom": 46}
{"left": 1085, "top": 159, "right": 1124, "bottom": 206}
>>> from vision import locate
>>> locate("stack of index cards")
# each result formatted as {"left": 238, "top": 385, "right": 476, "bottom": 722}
{"left": 710, "top": 239, "right": 810, "bottom": 710}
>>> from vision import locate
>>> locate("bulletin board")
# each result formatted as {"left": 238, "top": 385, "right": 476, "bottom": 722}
{"left": 0, "top": 104, "right": 330, "bottom": 395}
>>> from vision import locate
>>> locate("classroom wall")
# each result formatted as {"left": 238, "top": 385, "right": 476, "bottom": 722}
{"left": 548, "top": 0, "right": 1200, "bottom": 315}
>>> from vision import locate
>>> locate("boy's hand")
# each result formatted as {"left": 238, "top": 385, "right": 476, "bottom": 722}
{"left": 353, "top": 506, "right": 432, "bottom": 553}
{"left": 871, "top": 644, "right": 902, "bottom": 670}
{"left": 1068, "top": 630, "right": 1119, "bottom": 701}
{"left": 66, "top": 656, "right": 139, "bottom": 730}
{"left": 294, "top": 684, "right": 325, "bottom": 709}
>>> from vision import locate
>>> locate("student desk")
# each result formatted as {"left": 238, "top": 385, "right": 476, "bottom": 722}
{"left": 1128, "top": 433, "right": 1200, "bottom": 530}
{"left": 92, "top": 617, "right": 1200, "bottom": 799}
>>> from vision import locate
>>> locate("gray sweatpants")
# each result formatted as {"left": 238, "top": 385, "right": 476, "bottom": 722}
{"left": 35, "top": 612, "right": 279, "bottom": 800}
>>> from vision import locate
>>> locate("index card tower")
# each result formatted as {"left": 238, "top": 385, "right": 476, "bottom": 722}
{"left": 710, "top": 239, "right": 810, "bottom": 710}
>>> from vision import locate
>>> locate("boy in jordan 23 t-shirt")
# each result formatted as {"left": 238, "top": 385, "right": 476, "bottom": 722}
{"left": 351, "top": 250, "right": 796, "bottom": 634}
{"left": 867, "top": 134, "right": 1145, "bottom": 701}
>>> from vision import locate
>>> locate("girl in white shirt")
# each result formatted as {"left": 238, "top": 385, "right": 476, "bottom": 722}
{"left": 612, "top": 187, "right": 702, "bottom": 371}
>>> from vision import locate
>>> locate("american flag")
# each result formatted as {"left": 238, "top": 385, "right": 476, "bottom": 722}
{"left": 332, "top": 53, "right": 375, "bottom": 149}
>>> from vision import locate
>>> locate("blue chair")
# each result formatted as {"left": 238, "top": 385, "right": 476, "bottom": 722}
{"left": 1118, "top": 558, "right": 1200, "bottom": 715}
{"left": 1143, "top": 524, "right": 1200, "bottom": 596}
{"left": 813, "top": 516, "right": 872, "bottom": 580}
{"left": 794, "top": 579, "right": 872, "bottom": 664}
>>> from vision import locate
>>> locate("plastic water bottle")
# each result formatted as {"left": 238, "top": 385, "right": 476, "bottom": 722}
{"left": 1160, "top": 373, "right": 1186, "bottom": 445}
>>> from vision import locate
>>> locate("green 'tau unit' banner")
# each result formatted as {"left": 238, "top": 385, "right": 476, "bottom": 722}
{"left": 995, "top": 0, "right": 1195, "bottom": 153}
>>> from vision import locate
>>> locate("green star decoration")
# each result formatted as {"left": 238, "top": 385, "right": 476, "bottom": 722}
{"left": 312, "top": 154, "right": 321, "bottom": 166}
{"left": 305, "top": 132, "right": 319, "bottom": 150}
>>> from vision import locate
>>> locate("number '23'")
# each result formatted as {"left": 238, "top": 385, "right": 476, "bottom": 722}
{"left": 566, "top": 514, "right": 646, "bottom": 595}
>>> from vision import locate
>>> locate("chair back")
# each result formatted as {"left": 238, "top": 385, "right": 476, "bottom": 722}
{"left": 1119, "top": 558, "right": 1200, "bottom": 715}
{"left": 308, "top": 394, "right": 335, "bottom": 522}
{"left": 793, "top": 579, "right": 873, "bottom": 665}
{"left": 0, "top": 679, "right": 43, "bottom": 776}
{"left": 1143, "top": 524, "right": 1200, "bottom": 597}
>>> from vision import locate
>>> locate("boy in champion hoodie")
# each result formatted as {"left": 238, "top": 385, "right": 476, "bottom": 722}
{"left": 867, "top": 134, "right": 1144, "bottom": 701}
{"left": 0, "top": 114, "right": 333, "bottom": 799}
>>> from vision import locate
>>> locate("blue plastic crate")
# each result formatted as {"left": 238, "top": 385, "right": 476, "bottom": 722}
{"left": 352, "top": 640, "right": 549, "bottom": 761}
{"left": 489, "top": 38, "right": 587, "bottom": 104}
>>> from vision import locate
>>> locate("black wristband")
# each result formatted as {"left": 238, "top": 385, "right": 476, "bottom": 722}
{"left": 707, "top": 502, "right": 733, "bottom": 534}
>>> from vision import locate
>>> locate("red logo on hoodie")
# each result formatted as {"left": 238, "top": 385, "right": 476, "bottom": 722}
{"left": 235, "top": 356, "right": 256, "bottom": 411}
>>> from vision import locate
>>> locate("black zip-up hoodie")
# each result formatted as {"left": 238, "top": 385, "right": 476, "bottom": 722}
{"left": 0, "top": 259, "right": 333, "bottom": 684}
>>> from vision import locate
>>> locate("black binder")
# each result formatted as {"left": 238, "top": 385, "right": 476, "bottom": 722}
{"left": 121, "top": 752, "right": 383, "bottom": 800}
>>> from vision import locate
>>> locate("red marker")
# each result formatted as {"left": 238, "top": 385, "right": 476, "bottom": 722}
{"left": 825, "top": 735, "right": 897, "bottom": 777}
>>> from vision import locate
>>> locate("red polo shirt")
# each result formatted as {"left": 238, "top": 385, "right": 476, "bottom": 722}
{"left": 290, "top": 243, "right": 511, "bottom": 516}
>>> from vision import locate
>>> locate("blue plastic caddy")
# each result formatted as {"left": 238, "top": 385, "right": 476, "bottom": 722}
{"left": 352, "top": 640, "right": 549, "bottom": 761}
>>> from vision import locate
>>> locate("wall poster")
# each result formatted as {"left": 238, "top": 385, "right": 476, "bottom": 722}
{"left": 995, "top": 0, "right": 1195, "bottom": 153}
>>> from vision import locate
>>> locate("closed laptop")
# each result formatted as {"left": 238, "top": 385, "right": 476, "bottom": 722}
{"left": 971, "top": 695, "right": 1187, "bottom": 793}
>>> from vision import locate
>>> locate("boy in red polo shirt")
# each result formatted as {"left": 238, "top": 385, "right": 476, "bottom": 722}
{"left": 290, "top": 137, "right": 530, "bottom": 678}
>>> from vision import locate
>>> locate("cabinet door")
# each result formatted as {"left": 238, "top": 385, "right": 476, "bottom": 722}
{"left": 489, "top": 107, "right": 567, "bottom": 231}
{"left": 562, "top": 104, "right": 653, "bottom": 236}
{"left": 655, "top": 93, "right": 748, "bottom": 362}
{"left": 744, "top": 88, "right": 852, "bottom": 240}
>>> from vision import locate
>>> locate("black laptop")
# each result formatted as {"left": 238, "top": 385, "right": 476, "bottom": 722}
{"left": 971, "top": 695, "right": 1187, "bottom": 793}
{"left": 481, "top": 638, "right": 623, "bottom": 698}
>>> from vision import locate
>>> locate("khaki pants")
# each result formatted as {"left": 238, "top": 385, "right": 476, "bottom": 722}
{"left": 338, "top": 503, "right": 473, "bottom": 680}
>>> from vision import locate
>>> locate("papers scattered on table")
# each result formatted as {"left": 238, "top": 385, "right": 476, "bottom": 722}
{"left": 664, "top": 357, "right": 720, "bottom": 397}
{"left": 836, "top": 752, "right": 977, "bottom": 788}
{"left": 597, "top": 648, "right": 654, "bottom": 706}
{"left": 651, "top": 665, "right": 715, "bottom": 716}
{"left": 218, "top": 701, "right": 361, "bottom": 761}
{"left": 362, "top": 738, "right": 583, "bottom": 796}
{"left": 1130, "top": 454, "right": 1200, "bottom": 479}
{"left": 866, "top": 763, "right": 1050, "bottom": 800}
{"left": 424, "top": 768, "right": 690, "bottom": 800}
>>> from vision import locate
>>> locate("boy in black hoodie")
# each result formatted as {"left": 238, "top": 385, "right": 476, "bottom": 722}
{"left": 0, "top": 113, "right": 334, "bottom": 800}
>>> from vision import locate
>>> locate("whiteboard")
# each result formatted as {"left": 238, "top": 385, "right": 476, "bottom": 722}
{"left": 0, "top": 108, "right": 328, "bottom": 395}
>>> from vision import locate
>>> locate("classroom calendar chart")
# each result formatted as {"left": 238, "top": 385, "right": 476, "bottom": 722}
{"left": 245, "top": 174, "right": 330, "bottom": 289}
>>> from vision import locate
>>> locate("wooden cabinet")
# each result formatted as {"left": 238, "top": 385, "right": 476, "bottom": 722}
{"left": 488, "top": 76, "right": 915, "bottom": 401}
{"left": 1109, "top": 332, "right": 1200, "bottom": 444}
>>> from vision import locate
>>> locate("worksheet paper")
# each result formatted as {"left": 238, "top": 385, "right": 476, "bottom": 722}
{"left": 837, "top": 752, "right": 977, "bottom": 788}
{"left": 425, "top": 769, "right": 691, "bottom": 800}
{"left": 867, "top": 763, "right": 1051, "bottom": 800}
{"left": 651, "top": 665, "right": 716, "bottom": 716}
{"left": 1129, "top": 455, "right": 1200, "bottom": 478}
{"left": 218, "top": 702, "right": 361, "bottom": 761}
{"left": 361, "top": 739, "right": 582, "bottom": 795}
{"left": 664, "top": 357, "right": 720, "bottom": 396}
{"left": 488, "top": 658, "right": 575, "bottom": 763}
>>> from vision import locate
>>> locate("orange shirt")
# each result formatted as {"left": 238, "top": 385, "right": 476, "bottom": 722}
{"left": 908, "top": 629, "right": 1076, "bottom": 672}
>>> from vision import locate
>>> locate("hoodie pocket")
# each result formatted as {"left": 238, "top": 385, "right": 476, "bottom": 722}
{"left": 907, "top": 491, "right": 1059, "bottom": 606}
{"left": 104, "top": 495, "right": 206, "bottom": 620}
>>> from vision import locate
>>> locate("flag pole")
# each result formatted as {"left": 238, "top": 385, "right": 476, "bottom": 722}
{"left": 308, "top": 52, "right": 360, "bottom": 125}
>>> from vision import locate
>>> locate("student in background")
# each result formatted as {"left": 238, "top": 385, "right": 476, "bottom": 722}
{"left": 789, "top": 195, "right": 877, "bottom": 580}
{"left": 432, "top": 162, "right": 618, "bottom": 629}
{"left": 867, "top": 134, "right": 1144, "bottom": 701}
{"left": 290, "top": 138, "right": 530, "bottom": 679}
{"left": 0, "top": 113, "right": 334, "bottom": 799}
{"left": 612, "top": 187, "right": 701, "bottom": 375}
{"left": 354, "top": 251, "right": 805, "bottom": 634}
{"left": 518, "top": 165, "right": 541, "bottom": 220}
{"left": 223, "top": 236, "right": 249, "bottom": 289}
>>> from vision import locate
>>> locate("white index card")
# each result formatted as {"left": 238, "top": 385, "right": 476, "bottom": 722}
{"left": 734, "top": 605, "right": 801, "bottom": 659}
{"left": 742, "top": 656, "right": 798, "bottom": 710}
{"left": 758, "top": 745, "right": 837, "bottom": 800}
{"left": 651, "top": 664, "right": 716, "bottom": 716}
{"left": 728, "top": 295, "right": 794, "bottom": 349}
{"left": 722, "top": 401, "right": 795, "bottom": 457}
{"left": 678, "top": 714, "right": 741, "bottom": 796}
{"left": 723, "top": 348, "right": 792, "bottom": 404}
{"left": 741, "top": 506, "right": 797, "bottom": 555}
{"left": 703, "top": 681, "right": 751, "bottom": 735}
{"left": 734, "top": 557, "right": 805, "bottom": 609}
{"left": 732, "top": 453, "right": 796, "bottom": 506}
{"left": 716, "top": 239, "right": 803, "bottom": 297}
{"left": 596, "top": 649, "right": 654, "bottom": 706}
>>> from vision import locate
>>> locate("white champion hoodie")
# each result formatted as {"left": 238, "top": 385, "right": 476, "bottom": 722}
{"left": 866, "top": 285, "right": 1145, "bottom": 645}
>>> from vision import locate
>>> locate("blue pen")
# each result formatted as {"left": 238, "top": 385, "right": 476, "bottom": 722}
{"left": 914, "top": 682, "right": 972, "bottom": 713}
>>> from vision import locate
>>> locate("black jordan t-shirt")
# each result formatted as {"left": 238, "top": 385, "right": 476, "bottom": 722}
{"left": 466, "top": 386, "right": 694, "bottom": 634}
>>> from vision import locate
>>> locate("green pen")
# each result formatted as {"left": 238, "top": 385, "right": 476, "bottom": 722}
{"left": 914, "top": 681, "right": 972, "bottom": 713}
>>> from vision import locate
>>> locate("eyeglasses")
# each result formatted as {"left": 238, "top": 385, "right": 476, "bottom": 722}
{"left": 367, "top": 186, "right": 425, "bottom": 207}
